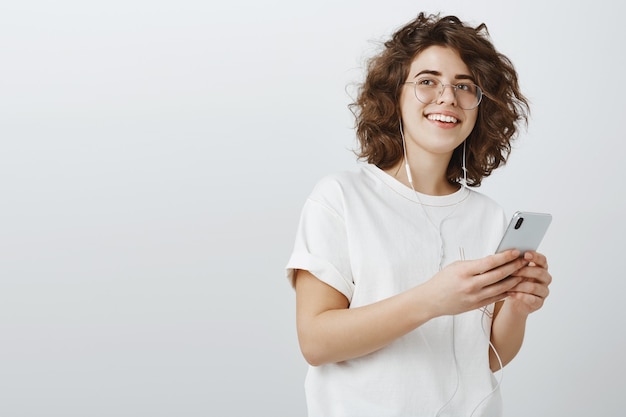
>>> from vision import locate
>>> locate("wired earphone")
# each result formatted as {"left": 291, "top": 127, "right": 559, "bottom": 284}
{"left": 399, "top": 120, "right": 504, "bottom": 416}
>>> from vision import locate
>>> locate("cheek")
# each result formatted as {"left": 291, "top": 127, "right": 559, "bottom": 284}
{"left": 465, "top": 112, "right": 478, "bottom": 132}
{"left": 398, "top": 96, "right": 411, "bottom": 118}
{"left": 399, "top": 89, "right": 423, "bottom": 118}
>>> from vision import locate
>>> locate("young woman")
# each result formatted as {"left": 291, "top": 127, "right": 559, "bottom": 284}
{"left": 286, "top": 12, "right": 551, "bottom": 417}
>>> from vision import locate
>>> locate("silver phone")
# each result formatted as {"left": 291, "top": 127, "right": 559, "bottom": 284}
{"left": 496, "top": 211, "right": 552, "bottom": 254}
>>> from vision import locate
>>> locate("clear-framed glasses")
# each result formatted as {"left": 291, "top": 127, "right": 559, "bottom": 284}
{"left": 404, "top": 77, "right": 483, "bottom": 110}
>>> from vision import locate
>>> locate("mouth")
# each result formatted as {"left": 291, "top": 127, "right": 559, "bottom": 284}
{"left": 426, "top": 113, "right": 459, "bottom": 124}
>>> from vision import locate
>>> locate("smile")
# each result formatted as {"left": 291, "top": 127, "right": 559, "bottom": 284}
{"left": 427, "top": 113, "right": 458, "bottom": 123}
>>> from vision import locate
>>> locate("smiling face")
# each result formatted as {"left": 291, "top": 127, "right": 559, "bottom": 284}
{"left": 399, "top": 45, "right": 478, "bottom": 162}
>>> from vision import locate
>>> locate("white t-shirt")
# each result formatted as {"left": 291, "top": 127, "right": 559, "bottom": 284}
{"left": 286, "top": 164, "right": 508, "bottom": 417}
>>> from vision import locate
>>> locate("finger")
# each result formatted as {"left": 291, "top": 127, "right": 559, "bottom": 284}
{"left": 508, "top": 281, "right": 550, "bottom": 299}
{"left": 475, "top": 256, "right": 528, "bottom": 287}
{"left": 482, "top": 275, "right": 524, "bottom": 300}
{"left": 507, "top": 292, "right": 545, "bottom": 311}
{"left": 468, "top": 249, "right": 521, "bottom": 275}
{"left": 523, "top": 251, "right": 548, "bottom": 270}
{"left": 512, "top": 265, "right": 552, "bottom": 286}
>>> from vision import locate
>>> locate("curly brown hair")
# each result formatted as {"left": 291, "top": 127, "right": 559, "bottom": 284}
{"left": 350, "top": 12, "right": 529, "bottom": 186}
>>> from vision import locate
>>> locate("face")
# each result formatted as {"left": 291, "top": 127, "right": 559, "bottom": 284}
{"left": 399, "top": 45, "right": 478, "bottom": 161}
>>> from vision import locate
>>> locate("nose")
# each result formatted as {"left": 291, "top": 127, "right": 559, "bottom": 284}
{"left": 436, "top": 84, "right": 458, "bottom": 106}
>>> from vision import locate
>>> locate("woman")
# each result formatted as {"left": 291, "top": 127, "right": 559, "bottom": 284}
{"left": 286, "top": 12, "right": 551, "bottom": 417}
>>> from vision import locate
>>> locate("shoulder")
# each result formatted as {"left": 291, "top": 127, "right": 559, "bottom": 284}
{"left": 303, "top": 165, "right": 376, "bottom": 216}
{"left": 465, "top": 188, "right": 507, "bottom": 219}
{"left": 309, "top": 165, "right": 373, "bottom": 199}
{"left": 466, "top": 188, "right": 502, "bottom": 208}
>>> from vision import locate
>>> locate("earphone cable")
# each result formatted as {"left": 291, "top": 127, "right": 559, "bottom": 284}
{"left": 400, "top": 122, "right": 502, "bottom": 415}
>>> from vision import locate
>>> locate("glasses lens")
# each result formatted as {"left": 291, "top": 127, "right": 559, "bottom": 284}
{"left": 455, "top": 83, "right": 481, "bottom": 110}
{"left": 413, "top": 78, "right": 482, "bottom": 110}
{"left": 413, "top": 78, "right": 439, "bottom": 105}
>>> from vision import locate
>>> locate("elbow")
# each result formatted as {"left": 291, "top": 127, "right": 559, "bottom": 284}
{"left": 303, "top": 355, "right": 324, "bottom": 367}
{"left": 299, "top": 342, "right": 327, "bottom": 367}
{"left": 298, "top": 334, "right": 333, "bottom": 367}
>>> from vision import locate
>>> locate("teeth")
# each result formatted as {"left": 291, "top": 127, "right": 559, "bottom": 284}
{"left": 427, "top": 114, "right": 458, "bottom": 123}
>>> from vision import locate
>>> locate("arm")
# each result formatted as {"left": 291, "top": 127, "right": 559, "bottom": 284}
{"left": 295, "top": 250, "right": 528, "bottom": 366}
{"left": 489, "top": 251, "right": 552, "bottom": 371}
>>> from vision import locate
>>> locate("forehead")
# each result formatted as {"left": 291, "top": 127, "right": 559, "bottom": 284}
{"left": 408, "top": 45, "right": 471, "bottom": 78}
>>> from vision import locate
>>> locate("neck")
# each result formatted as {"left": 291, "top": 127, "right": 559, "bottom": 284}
{"left": 387, "top": 155, "right": 459, "bottom": 196}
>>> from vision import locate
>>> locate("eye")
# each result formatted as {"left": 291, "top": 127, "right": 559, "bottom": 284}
{"left": 456, "top": 83, "right": 475, "bottom": 93}
{"left": 417, "top": 77, "right": 438, "bottom": 87}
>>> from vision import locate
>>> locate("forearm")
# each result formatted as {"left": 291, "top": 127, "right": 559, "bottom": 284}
{"left": 489, "top": 300, "right": 528, "bottom": 371}
{"left": 298, "top": 285, "right": 437, "bottom": 366}
{"left": 296, "top": 252, "right": 529, "bottom": 367}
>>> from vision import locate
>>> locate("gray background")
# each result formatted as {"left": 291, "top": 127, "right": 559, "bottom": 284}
{"left": 1, "top": 0, "right": 624, "bottom": 416}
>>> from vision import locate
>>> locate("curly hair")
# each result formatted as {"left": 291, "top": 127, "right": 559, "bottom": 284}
{"left": 350, "top": 12, "right": 529, "bottom": 186}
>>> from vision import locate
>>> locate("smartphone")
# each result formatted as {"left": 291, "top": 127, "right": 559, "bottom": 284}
{"left": 495, "top": 211, "right": 552, "bottom": 254}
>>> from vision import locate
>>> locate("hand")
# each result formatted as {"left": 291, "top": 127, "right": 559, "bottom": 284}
{"left": 503, "top": 251, "right": 552, "bottom": 316}
{"left": 423, "top": 250, "right": 528, "bottom": 317}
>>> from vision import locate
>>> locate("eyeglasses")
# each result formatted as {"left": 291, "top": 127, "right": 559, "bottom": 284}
{"left": 404, "top": 77, "right": 483, "bottom": 110}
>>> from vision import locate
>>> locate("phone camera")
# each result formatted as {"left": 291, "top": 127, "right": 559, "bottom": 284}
{"left": 514, "top": 217, "right": 524, "bottom": 229}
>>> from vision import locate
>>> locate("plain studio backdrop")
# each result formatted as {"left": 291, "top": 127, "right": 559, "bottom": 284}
{"left": 1, "top": 1, "right": 624, "bottom": 416}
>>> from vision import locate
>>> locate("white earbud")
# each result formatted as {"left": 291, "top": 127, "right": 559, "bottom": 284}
{"left": 405, "top": 162, "right": 413, "bottom": 185}
{"left": 400, "top": 119, "right": 414, "bottom": 186}
{"left": 461, "top": 140, "right": 468, "bottom": 188}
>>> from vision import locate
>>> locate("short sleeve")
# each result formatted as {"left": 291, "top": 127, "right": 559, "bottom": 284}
{"left": 285, "top": 180, "right": 355, "bottom": 301}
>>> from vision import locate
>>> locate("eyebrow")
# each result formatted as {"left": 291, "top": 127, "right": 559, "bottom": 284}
{"left": 414, "top": 70, "right": 475, "bottom": 81}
